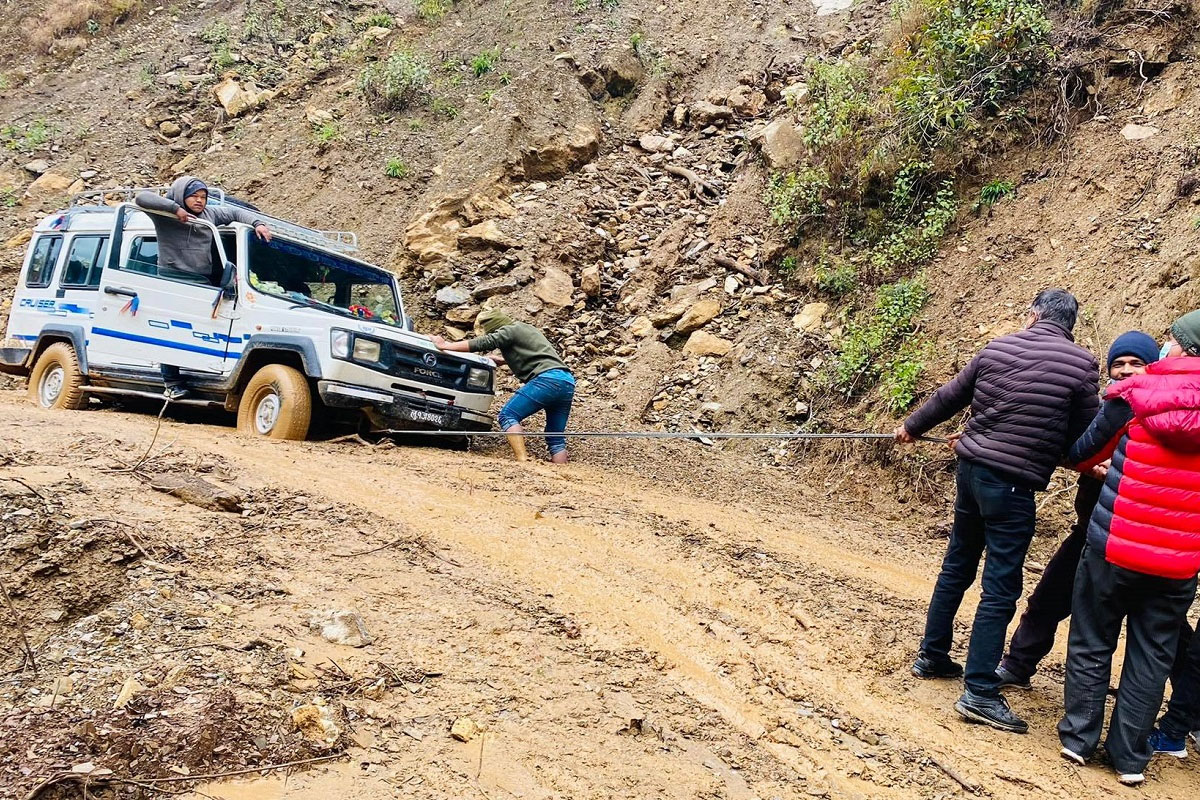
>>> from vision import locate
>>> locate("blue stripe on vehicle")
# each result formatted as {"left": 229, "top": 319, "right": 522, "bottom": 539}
{"left": 13, "top": 334, "right": 37, "bottom": 341}
{"left": 59, "top": 304, "right": 90, "bottom": 315}
{"left": 170, "top": 320, "right": 193, "bottom": 330}
{"left": 91, "top": 327, "right": 238, "bottom": 359}
{"left": 148, "top": 319, "right": 169, "bottom": 329}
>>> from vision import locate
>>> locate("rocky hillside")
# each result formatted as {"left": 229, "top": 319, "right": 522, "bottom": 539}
{"left": 1, "top": 0, "right": 1197, "bottom": 475}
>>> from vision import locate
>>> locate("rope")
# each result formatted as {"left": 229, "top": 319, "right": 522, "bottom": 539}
{"left": 368, "top": 429, "right": 947, "bottom": 443}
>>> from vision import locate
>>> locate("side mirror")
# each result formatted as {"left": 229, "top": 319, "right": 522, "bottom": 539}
{"left": 220, "top": 262, "right": 237, "bottom": 298}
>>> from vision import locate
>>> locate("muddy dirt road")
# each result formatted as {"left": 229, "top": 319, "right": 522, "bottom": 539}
{"left": 2, "top": 392, "right": 1198, "bottom": 800}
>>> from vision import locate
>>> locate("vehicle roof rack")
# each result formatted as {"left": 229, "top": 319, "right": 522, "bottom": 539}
{"left": 70, "top": 186, "right": 359, "bottom": 254}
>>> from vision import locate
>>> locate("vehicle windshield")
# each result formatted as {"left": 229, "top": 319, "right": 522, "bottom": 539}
{"left": 247, "top": 236, "right": 402, "bottom": 326}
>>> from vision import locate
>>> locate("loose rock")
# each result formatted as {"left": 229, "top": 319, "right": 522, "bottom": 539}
{"left": 308, "top": 610, "right": 373, "bottom": 647}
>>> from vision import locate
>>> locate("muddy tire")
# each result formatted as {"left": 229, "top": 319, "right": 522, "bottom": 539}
{"left": 27, "top": 342, "right": 87, "bottom": 411}
{"left": 236, "top": 364, "right": 312, "bottom": 441}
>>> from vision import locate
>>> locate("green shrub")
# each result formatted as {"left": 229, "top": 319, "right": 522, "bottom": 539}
{"left": 470, "top": 48, "right": 500, "bottom": 77}
{"left": 417, "top": 0, "right": 455, "bottom": 21}
{"left": 779, "top": 255, "right": 799, "bottom": 279}
{"left": 814, "top": 256, "right": 858, "bottom": 297}
{"left": 869, "top": 180, "right": 957, "bottom": 274}
{"left": 1, "top": 119, "right": 55, "bottom": 152}
{"left": 974, "top": 178, "right": 1015, "bottom": 212}
{"left": 498, "top": 71, "right": 513, "bottom": 86}
{"left": 767, "top": 167, "right": 830, "bottom": 227}
{"left": 882, "top": 340, "right": 928, "bottom": 413}
{"left": 312, "top": 121, "right": 339, "bottom": 145}
{"left": 833, "top": 278, "right": 929, "bottom": 395}
{"left": 384, "top": 157, "right": 409, "bottom": 178}
{"left": 0, "top": 188, "right": 19, "bottom": 208}
{"left": 803, "top": 59, "right": 873, "bottom": 149}
{"left": 365, "top": 13, "right": 395, "bottom": 28}
{"left": 890, "top": 0, "right": 1053, "bottom": 146}
{"left": 359, "top": 50, "right": 431, "bottom": 110}
{"left": 432, "top": 98, "right": 459, "bottom": 118}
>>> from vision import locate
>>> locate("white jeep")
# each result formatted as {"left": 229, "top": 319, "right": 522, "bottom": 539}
{"left": 0, "top": 187, "right": 495, "bottom": 439}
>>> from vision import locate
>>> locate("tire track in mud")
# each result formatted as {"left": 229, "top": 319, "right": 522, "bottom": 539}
{"left": 5, "top": 400, "right": 1199, "bottom": 798}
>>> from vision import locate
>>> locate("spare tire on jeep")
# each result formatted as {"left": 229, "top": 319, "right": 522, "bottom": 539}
{"left": 237, "top": 364, "right": 311, "bottom": 440}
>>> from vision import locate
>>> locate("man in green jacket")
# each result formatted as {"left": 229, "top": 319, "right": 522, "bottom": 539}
{"left": 432, "top": 309, "right": 575, "bottom": 463}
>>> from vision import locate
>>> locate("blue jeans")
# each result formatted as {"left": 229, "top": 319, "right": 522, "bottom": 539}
{"left": 498, "top": 369, "right": 575, "bottom": 455}
{"left": 921, "top": 459, "right": 1037, "bottom": 697}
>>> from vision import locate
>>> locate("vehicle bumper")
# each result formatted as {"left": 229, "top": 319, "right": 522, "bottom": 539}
{"left": 317, "top": 380, "right": 492, "bottom": 431}
{"left": 0, "top": 347, "right": 31, "bottom": 375}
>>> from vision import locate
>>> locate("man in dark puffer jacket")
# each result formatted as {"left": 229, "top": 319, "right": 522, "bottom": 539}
{"left": 1058, "top": 310, "right": 1200, "bottom": 786}
{"left": 896, "top": 288, "right": 1100, "bottom": 734}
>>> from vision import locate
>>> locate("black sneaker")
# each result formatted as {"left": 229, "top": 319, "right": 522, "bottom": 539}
{"left": 995, "top": 665, "right": 1032, "bottom": 691}
{"left": 954, "top": 691, "right": 1028, "bottom": 734}
{"left": 912, "top": 653, "right": 964, "bottom": 680}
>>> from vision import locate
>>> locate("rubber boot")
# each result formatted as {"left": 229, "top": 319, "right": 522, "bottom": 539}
{"left": 506, "top": 433, "right": 529, "bottom": 462}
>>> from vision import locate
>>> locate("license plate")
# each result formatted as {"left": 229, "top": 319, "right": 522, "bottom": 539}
{"left": 404, "top": 408, "right": 446, "bottom": 426}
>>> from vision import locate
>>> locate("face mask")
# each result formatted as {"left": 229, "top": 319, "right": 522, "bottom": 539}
{"left": 1160, "top": 341, "right": 1173, "bottom": 360}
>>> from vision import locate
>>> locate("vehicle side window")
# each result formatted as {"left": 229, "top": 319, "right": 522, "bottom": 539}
{"left": 24, "top": 235, "right": 63, "bottom": 288}
{"left": 61, "top": 235, "right": 109, "bottom": 288}
{"left": 126, "top": 236, "right": 159, "bottom": 276}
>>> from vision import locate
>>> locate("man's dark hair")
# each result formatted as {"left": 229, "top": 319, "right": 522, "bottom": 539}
{"left": 1031, "top": 288, "right": 1079, "bottom": 331}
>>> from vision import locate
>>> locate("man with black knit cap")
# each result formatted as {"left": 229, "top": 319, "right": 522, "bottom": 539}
{"left": 995, "top": 331, "right": 1160, "bottom": 691}
{"left": 1059, "top": 309, "right": 1200, "bottom": 786}
{"left": 135, "top": 176, "right": 272, "bottom": 399}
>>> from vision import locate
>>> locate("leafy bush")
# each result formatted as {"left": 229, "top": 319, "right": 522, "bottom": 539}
{"left": 417, "top": 0, "right": 455, "bottom": 21}
{"left": 803, "top": 59, "right": 873, "bottom": 150}
{"left": 365, "top": 13, "right": 395, "bottom": 28}
{"left": 890, "top": 0, "right": 1053, "bottom": 146}
{"left": 1, "top": 119, "right": 55, "bottom": 153}
{"left": 882, "top": 341, "right": 929, "bottom": 413}
{"left": 312, "top": 121, "right": 339, "bottom": 146}
{"left": 814, "top": 256, "right": 859, "bottom": 297}
{"left": 833, "top": 278, "right": 929, "bottom": 397}
{"left": 432, "top": 98, "right": 459, "bottom": 118}
{"left": 779, "top": 255, "right": 799, "bottom": 280}
{"left": 869, "top": 180, "right": 957, "bottom": 275}
{"left": 766, "top": 168, "right": 830, "bottom": 227}
{"left": 471, "top": 48, "right": 500, "bottom": 77}
{"left": 974, "top": 178, "right": 1015, "bottom": 212}
{"left": 359, "top": 50, "right": 431, "bottom": 111}
{"left": 384, "top": 158, "right": 409, "bottom": 179}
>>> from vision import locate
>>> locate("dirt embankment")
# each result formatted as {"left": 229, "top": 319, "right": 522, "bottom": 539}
{"left": 2, "top": 397, "right": 1199, "bottom": 799}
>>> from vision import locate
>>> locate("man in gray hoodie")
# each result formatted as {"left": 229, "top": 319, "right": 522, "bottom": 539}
{"left": 135, "top": 176, "right": 272, "bottom": 398}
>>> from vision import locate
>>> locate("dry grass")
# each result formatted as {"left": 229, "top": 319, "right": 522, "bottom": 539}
{"left": 25, "top": 0, "right": 141, "bottom": 54}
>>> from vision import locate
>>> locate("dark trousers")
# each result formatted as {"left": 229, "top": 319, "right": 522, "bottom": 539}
{"left": 161, "top": 364, "right": 185, "bottom": 389}
{"left": 920, "top": 459, "right": 1037, "bottom": 697}
{"left": 1162, "top": 621, "right": 1200, "bottom": 738}
{"left": 1000, "top": 477, "right": 1102, "bottom": 681}
{"left": 1059, "top": 544, "right": 1196, "bottom": 774}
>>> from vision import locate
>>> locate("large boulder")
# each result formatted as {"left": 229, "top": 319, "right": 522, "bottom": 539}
{"left": 24, "top": 171, "right": 74, "bottom": 200}
{"left": 404, "top": 183, "right": 516, "bottom": 264}
{"left": 471, "top": 275, "right": 519, "bottom": 299}
{"left": 689, "top": 101, "right": 733, "bottom": 128}
{"left": 458, "top": 220, "right": 516, "bottom": 252}
{"left": 750, "top": 117, "right": 806, "bottom": 169}
{"left": 213, "top": 78, "right": 273, "bottom": 117}
{"left": 534, "top": 266, "right": 574, "bottom": 307}
{"left": 683, "top": 331, "right": 733, "bottom": 357}
{"left": 676, "top": 297, "right": 722, "bottom": 334}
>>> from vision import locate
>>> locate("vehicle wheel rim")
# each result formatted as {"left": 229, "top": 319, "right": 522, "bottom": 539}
{"left": 39, "top": 365, "right": 64, "bottom": 407}
{"left": 254, "top": 391, "right": 281, "bottom": 434}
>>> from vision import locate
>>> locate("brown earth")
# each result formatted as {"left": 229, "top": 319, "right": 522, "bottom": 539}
{"left": 2, "top": 394, "right": 1199, "bottom": 799}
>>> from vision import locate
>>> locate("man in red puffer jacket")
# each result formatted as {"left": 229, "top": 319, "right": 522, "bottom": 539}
{"left": 1058, "top": 309, "right": 1200, "bottom": 786}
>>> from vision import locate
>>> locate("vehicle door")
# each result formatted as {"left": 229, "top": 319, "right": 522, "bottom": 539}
{"left": 9, "top": 232, "right": 66, "bottom": 346}
{"left": 53, "top": 232, "right": 109, "bottom": 326}
{"left": 89, "top": 209, "right": 238, "bottom": 374}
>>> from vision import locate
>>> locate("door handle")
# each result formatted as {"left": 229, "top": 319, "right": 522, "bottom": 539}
{"left": 103, "top": 286, "right": 138, "bottom": 298}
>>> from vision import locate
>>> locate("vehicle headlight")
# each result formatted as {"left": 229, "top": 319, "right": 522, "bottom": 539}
{"left": 331, "top": 329, "right": 350, "bottom": 359}
{"left": 467, "top": 367, "right": 492, "bottom": 389}
{"left": 353, "top": 338, "right": 382, "bottom": 363}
